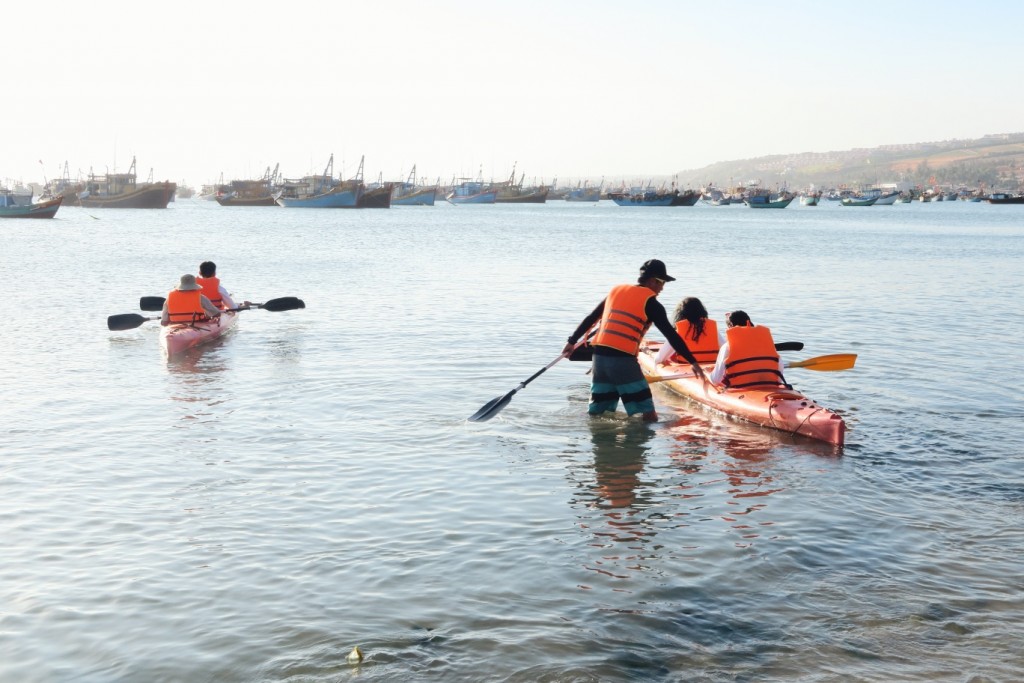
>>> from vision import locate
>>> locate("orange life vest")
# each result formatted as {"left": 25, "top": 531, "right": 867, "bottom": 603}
{"left": 672, "top": 318, "right": 719, "bottom": 364}
{"left": 166, "top": 289, "right": 208, "bottom": 324}
{"left": 197, "top": 276, "right": 223, "bottom": 308}
{"left": 723, "top": 325, "right": 785, "bottom": 389}
{"left": 592, "top": 284, "right": 654, "bottom": 355}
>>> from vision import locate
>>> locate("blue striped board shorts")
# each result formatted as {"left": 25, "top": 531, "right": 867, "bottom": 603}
{"left": 589, "top": 354, "right": 654, "bottom": 416}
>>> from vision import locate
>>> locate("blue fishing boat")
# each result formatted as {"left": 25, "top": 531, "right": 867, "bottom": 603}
{"left": 745, "top": 192, "right": 795, "bottom": 209}
{"left": 0, "top": 192, "right": 62, "bottom": 218}
{"left": 447, "top": 178, "right": 496, "bottom": 204}
{"left": 391, "top": 165, "right": 437, "bottom": 206}
{"left": 565, "top": 180, "right": 601, "bottom": 202}
{"left": 276, "top": 154, "right": 362, "bottom": 208}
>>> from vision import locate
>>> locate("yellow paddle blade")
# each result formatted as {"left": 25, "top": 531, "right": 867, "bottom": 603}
{"left": 785, "top": 353, "right": 857, "bottom": 371}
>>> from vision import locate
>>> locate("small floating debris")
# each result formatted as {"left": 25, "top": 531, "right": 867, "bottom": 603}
{"left": 346, "top": 645, "right": 364, "bottom": 665}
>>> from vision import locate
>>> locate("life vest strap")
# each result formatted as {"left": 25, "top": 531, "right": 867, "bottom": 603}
{"left": 609, "top": 307, "right": 645, "bottom": 325}
{"left": 600, "top": 328, "right": 642, "bottom": 344}
{"left": 725, "top": 355, "right": 779, "bottom": 369}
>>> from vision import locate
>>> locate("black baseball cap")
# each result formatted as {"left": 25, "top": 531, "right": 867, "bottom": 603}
{"left": 639, "top": 259, "right": 675, "bottom": 282}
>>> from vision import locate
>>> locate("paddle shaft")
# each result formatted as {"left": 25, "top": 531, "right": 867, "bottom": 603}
{"left": 468, "top": 335, "right": 592, "bottom": 422}
{"left": 648, "top": 353, "right": 857, "bottom": 383}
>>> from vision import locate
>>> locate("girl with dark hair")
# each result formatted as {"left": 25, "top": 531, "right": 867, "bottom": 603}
{"left": 655, "top": 296, "right": 723, "bottom": 365}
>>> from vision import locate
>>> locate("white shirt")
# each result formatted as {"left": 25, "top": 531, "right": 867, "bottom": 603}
{"left": 215, "top": 284, "right": 237, "bottom": 310}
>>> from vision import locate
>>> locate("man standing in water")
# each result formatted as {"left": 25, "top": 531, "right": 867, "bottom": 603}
{"left": 562, "top": 259, "right": 706, "bottom": 422}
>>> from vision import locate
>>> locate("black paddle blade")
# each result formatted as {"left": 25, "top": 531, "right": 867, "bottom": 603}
{"left": 139, "top": 296, "right": 165, "bottom": 312}
{"left": 774, "top": 341, "right": 804, "bottom": 352}
{"left": 107, "top": 313, "right": 152, "bottom": 331}
{"left": 259, "top": 297, "right": 305, "bottom": 312}
{"left": 467, "top": 391, "right": 515, "bottom": 422}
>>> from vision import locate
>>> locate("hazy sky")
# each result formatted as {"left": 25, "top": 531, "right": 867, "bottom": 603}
{"left": 5, "top": 0, "right": 1022, "bottom": 188}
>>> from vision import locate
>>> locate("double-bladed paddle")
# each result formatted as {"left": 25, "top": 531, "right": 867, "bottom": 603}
{"left": 468, "top": 352, "right": 569, "bottom": 422}
{"left": 109, "top": 296, "right": 306, "bottom": 331}
{"left": 646, "top": 353, "right": 857, "bottom": 383}
{"left": 138, "top": 296, "right": 305, "bottom": 313}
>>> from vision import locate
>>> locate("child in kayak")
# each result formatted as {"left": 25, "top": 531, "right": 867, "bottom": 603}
{"left": 197, "top": 261, "right": 250, "bottom": 311}
{"left": 655, "top": 296, "right": 723, "bottom": 366}
{"left": 709, "top": 311, "right": 788, "bottom": 389}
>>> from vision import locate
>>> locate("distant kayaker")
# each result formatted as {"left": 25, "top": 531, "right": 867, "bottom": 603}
{"left": 197, "top": 261, "right": 250, "bottom": 311}
{"left": 161, "top": 274, "right": 223, "bottom": 326}
{"left": 709, "top": 311, "right": 788, "bottom": 389}
{"left": 563, "top": 259, "right": 706, "bottom": 422}
{"left": 654, "top": 296, "right": 723, "bottom": 365}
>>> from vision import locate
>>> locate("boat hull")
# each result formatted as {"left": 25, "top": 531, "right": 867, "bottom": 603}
{"left": 160, "top": 311, "right": 239, "bottom": 358}
{"left": 276, "top": 185, "right": 362, "bottom": 207}
{"left": 392, "top": 187, "right": 437, "bottom": 206}
{"left": 841, "top": 197, "right": 879, "bottom": 206}
{"left": 216, "top": 195, "right": 278, "bottom": 207}
{"left": 71, "top": 183, "right": 176, "bottom": 209}
{"left": 495, "top": 188, "right": 549, "bottom": 203}
{"left": 746, "top": 197, "right": 794, "bottom": 208}
{"left": 357, "top": 185, "right": 393, "bottom": 208}
{"left": 669, "top": 191, "right": 700, "bottom": 206}
{"left": 638, "top": 341, "right": 846, "bottom": 446}
{"left": 447, "top": 190, "right": 497, "bottom": 204}
{"left": 609, "top": 193, "right": 675, "bottom": 206}
{"left": 0, "top": 196, "right": 63, "bottom": 218}
{"left": 987, "top": 194, "right": 1024, "bottom": 204}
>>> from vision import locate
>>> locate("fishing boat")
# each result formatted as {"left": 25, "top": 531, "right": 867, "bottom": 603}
{"left": 0, "top": 192, "right": 63, "bottom": 218}
{"left": 216, "top": 164, "right": 280, "bottom": 206}
{"left": 392, "top": 165, "right": 437, "bottom": 206}
{"left": 987, "top": 193, "right": 1024, "bottom": 204}
{"left": 669, "top": 189, "right": 700, "bottom": 206}
{"left": 276, "top": 154, "right": 363, "bottom": 208}
{"left": 447, "top": 178, "right": 497, "bottom": 204}
{"left": 745, "top": 192, "right": 795, "bottom": 209}
{"left": 608, "top": 188, "right": 675, "bottom": 206}
{"left": 565, "top": 181, "right": 601, "bottom": 202}
{"left": 609, "top": 184, "right": 698, "bottom": 206}
{"left": 60, "top": 157, "right": 176, "bottom": 208}
{"left": 494, "top": 165, "right": 549, "bottom": 203}
{"left": 799, "top": 192, "right": 821, "bottom": 206}
{"left": 841, "top": 195, "right": 879, "bottom": 207}
{"left": 638, "top": 341, "right": 846, "bottom": 446}
{"left": 160, "top": 311, "right": 239, "bottom": 358}
{"left": 869, "top": 191, "right": 899, "bottom": 205}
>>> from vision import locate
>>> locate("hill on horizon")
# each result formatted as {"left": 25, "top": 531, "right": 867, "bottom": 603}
{"left": 675, "top": 132, "right": 1024, "bottom": 191}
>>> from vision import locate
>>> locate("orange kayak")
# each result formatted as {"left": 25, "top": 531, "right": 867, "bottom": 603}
{"left": 638, "top": 341, "right": 846, "bottom": 446}
{"left": 160, "top": 311, "right": 238, "bottom": 358}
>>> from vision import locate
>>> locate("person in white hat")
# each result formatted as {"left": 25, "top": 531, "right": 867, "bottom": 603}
{"left": 161, "top": 274, "right": 224, "bottom": 326}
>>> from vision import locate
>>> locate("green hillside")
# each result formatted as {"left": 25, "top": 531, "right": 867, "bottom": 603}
{"left": 678, "top": 132, "right": 1024, "bottom": 191}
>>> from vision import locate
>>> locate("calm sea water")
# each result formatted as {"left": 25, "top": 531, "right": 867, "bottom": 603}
{"left": 2, "top": 199, "right": 1022, "bottom": 682}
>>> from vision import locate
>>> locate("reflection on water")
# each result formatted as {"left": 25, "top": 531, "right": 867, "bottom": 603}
{"left": 165, "top": 341, "right": 233, "bottom": 424}
{"left": 589, "top": 420, "right": 654, "bottom": 510}
{"left": 568, "top": 411, "right": 843, "bottom": 580}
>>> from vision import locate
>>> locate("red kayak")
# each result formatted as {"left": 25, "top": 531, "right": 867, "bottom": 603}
{"left": 639, "top": 341, "right": 846, "bottom": 446}
{"left": 160, "top": 311, "right": 238, "bottom": 358}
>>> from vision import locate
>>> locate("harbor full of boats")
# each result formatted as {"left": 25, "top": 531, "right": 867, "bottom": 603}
{"left": 6, "top": 157, "right": 1024, "bottom": 215}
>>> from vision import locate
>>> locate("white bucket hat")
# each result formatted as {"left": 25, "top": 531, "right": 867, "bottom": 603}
{"left": 176, "top": 274, "right": 202, "bottom": 291}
